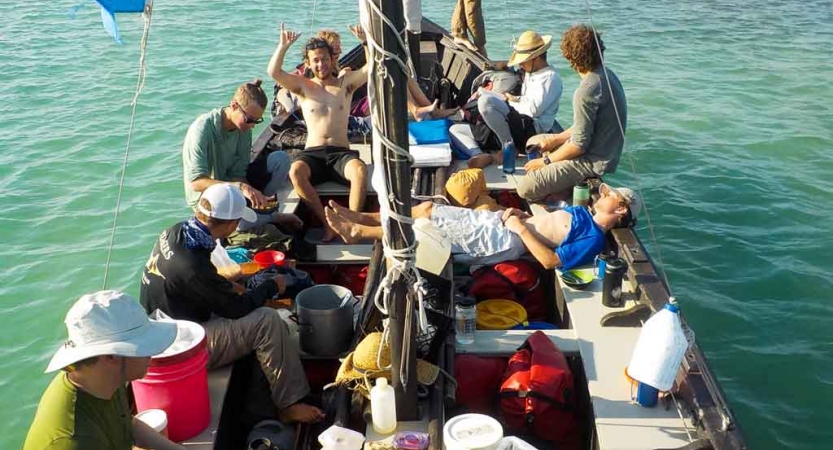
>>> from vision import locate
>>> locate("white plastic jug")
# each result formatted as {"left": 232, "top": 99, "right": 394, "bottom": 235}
{"left": 627, "top": 299, "right": 689, "bottom": 391}
{"left": 370, "top": 377, "right": 397, "bottom": 434}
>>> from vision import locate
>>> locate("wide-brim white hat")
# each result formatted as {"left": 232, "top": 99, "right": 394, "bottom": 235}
{"left": 46, "top": 291, "right": 178, "bottom": 373}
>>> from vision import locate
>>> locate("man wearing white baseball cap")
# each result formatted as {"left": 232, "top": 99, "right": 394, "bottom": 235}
{"left": 140, "top": 184, "right": 322, "bottom": 424}
{"left": 24, "top": 290, "right": 184, "bottom": 450}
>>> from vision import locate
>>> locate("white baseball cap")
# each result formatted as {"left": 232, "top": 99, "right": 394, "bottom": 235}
{"left": 197, "top": 184, "right": 257, "bottom": 222}
{"left": 45, "top": 291, "right": 178, "bottom": 373}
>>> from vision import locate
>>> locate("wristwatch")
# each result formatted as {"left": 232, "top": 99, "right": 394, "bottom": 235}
{"left": 543, "top": 155, "right": 551, "bottom": 165}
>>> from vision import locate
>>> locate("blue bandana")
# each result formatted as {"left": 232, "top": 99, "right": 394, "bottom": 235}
{"left": 182, "top": 217, "right": 216, "bottom": 251}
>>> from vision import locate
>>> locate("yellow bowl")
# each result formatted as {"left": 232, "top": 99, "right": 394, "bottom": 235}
{"left": 476, "top": 299, "right": 528, "bottom": 330}
{"left": 239, "top": 261, "right": 261, "bottom": 276}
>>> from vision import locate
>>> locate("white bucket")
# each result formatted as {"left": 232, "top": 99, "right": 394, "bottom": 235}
{"left": 136, "top": 408, "right": 168, "bottom": 437}
{"left": 443, "top": 414, "right": 503, "bottom": 450}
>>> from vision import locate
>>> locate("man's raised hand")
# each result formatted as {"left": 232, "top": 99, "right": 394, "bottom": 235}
{"left": 280, "top": 23, "right": 301, "bottom": 48}
{"left": 348, "top": 24, "right": 367, "bottom": 43}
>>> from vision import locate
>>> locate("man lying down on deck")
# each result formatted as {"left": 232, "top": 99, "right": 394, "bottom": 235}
{"left": 325, "top": 184, "right": 641, "bottom": 270}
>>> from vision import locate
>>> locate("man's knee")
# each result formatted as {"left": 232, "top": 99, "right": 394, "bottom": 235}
{"left": 289, "top": 161, "right": 310, "bottom": 183}
{"left": 517, "top": 174, "right": 544, "bottom": 201}
{"left": 267, "top": 151, "right": 291, "bottom": 172}
{"left": 345, "top": 159, "right": 367, "bottom": 182}
{"left": 251, "top": 307, "right": 288, "bottom": 334}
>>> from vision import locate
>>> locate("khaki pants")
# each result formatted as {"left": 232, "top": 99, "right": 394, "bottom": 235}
{"left": 203, "top": 307, "right": 310, "bottom": 409}
{"left": 516, "top": 158, "right": 598, "bottom": 202}
{"left": 451, "top": 0, "right": 486, "bottom": 48}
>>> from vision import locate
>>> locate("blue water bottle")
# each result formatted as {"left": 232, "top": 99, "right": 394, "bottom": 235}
{"left": 502, "top": 141, "right": 517, "bottom": 174}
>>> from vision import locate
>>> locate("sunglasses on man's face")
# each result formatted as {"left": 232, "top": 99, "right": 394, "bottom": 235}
{"left": 236, "top": 103, "right": 263, "bottom": 124}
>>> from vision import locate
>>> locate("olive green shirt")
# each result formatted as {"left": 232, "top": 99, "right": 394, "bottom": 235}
{"left": 182, "top": 107, "right": 252, "bottom": 208}
{"left": 23, "top": 372, "right": 133, "bottom": 450}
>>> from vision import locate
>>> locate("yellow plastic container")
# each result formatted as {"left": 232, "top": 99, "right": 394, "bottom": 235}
{"left": 476, "top": 299, "right": 528, "bottom": 330}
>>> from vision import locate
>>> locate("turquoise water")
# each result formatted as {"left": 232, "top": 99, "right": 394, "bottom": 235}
{"left": 2, "top": 0, "right": 832, "bottom": 448}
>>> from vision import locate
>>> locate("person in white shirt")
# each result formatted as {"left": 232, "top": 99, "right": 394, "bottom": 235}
{"left": 449, "top": 30, "right": 563, "bottom": 168}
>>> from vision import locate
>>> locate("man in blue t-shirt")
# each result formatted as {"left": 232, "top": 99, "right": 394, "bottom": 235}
{"left": 323, "top": 184, "right": 641, "bottom": 270}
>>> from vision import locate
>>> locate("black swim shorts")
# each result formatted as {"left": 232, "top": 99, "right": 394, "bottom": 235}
{"left": 291, "top": 145, "right": 362, "bottom": 185}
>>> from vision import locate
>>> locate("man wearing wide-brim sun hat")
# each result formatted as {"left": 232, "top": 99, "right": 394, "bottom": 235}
{"left": 449, "top": 29, "right": 564, "bottom": 169}
{"left": 23, "top": 290, "right": 185, "bottom": 450}
{"left": 335, "top": 332, "right": 440, "bottom": 398}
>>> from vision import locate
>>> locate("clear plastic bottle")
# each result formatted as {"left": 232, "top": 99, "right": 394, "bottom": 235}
{"left": 455, "top": 296, "right": 477, "bottom": 345}
{"left": 370, "top": 377, "right": 397, "bottom": 435}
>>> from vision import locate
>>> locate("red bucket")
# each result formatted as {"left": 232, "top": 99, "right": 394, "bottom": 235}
{"left": 132, "top": 321, "right": 210, "bottom": 442}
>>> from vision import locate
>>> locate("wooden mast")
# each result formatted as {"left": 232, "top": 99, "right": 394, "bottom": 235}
{"left": 367, "top": 0, "right": 419, "bottom": 419}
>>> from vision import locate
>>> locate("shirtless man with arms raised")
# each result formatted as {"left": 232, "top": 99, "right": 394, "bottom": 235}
{"left": 323, "top": 184, "right": 641, "bottom": 270}
{"left": 267, "top": 23, "right": 369, "bottom": 241}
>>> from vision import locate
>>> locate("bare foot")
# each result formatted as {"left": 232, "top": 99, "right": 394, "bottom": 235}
{"left": 452, "top": 35, "right": 478, "bottom": 52}
{"left": 279, "top": 402, "right": 324, "bottom": 424}
{"left": 272, "top": 212, "right": 303, "bottom": 230}
{"left": 325, "top": 207, "right": 362, "bottom": 244}
{"left": 467, "top": 153, "right": 494, "bottom": 169}
{"left": 328, "top": 200, "right": 375, "bottom": 226}
{"left": 414, "top": 100, "right": 441, "bottom": 122}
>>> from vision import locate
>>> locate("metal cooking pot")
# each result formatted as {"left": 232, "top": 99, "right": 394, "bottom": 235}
{"left": 294, "top": 285, "right": 356, "bottom": 357}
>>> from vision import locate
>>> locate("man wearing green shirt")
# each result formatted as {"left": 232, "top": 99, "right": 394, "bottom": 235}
{"left": 183, "top": 79, "right": 300, "bottom": 231}
{"left": 24, "top": 291, "right": 183, "bottom": 450}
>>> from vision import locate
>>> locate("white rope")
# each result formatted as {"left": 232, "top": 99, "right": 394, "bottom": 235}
{"left": 102, "top": 3, "right": 153, "bottom": 289}
{"left": 580, "top": 0, "right": 674, "bottom": 297}
{"left": 360, "top": 0, "right": 430, "bottom": 345}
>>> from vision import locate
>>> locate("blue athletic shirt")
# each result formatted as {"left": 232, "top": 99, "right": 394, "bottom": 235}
{"left": 555, "top": 206, "right": 606, "bottom": 270}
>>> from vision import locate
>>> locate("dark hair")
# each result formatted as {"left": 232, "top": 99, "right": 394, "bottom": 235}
{"left": 195, "top": 197, "right": 240, "bottom": 228}
{"left": 303, "top": 37, "right": 333, "bottom": 61}
{"left": 560, "top": 25, "right": 605, "bottom": 73}
{"left": 232, "top": 78, "right": 268, "bottom": 109}
{"left": 616, "top": 208, "right": 634, "bottom": 228}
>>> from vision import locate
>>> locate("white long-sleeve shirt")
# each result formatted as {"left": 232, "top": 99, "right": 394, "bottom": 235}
{"left": 508, "top": 65, "right": 563, "bottom": 133}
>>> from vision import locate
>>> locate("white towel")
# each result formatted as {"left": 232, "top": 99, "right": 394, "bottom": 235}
{"left": 411, "top": 143, "right": 452, "bottom": 168}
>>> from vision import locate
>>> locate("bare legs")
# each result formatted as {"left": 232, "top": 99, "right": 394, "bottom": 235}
{"left": 343, "top": 159, "right": 367, "bottom": 214}
{"left": 289, "top": 158, "right": 367, "bottom": 242}
{"left": 325, "top": 201, "right": 434, "bottom": 244}
{"left": 289, "top": 161, "right": 335, "bottom": 241}
{"left": 406, "top": 79, "right": 459, "bottom": 121}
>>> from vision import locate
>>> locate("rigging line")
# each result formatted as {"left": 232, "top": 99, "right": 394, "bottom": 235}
{"left": 102, "top": 3, "right": 153, "bottom": 290}
{"left": 308, "top": 0, "right": 319, "bottom": 35}
{"left": 580, "top": 0, "right": 674, "bottom": 296}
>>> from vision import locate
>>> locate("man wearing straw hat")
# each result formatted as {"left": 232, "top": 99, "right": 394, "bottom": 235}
{"left": 140, "top": 184, "right": 323, "bottom": 424}
{"left": 23, "top": 290, "right": 185, "bottom": 450}
{"left": 517, "top": 25, "right": 628, "bottom": 202}
{"left": 449, "top": 30, "right": 563, "bottom": 168}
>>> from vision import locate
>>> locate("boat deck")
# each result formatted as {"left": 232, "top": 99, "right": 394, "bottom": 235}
{"left": 183, "top": 155, "right": 695, "bottom": 449}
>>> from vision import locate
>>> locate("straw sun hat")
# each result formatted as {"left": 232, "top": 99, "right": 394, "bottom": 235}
{"left": 335, "top": 332, "right": 439, "bottom": 396}
{"left": 507, "top": 30, "right": 553, "bottom": 67}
